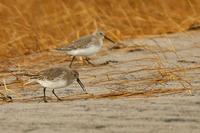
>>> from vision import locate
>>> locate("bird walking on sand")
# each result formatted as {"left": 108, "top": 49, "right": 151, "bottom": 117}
{"left": 24, "top": 67, "right": 86, "bottom": 102}
{"left": 56, "top": 30, "right": 115, "bottom": 67}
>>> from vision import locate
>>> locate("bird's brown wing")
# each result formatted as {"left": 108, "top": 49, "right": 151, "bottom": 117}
{"left": 56, "top": 35, "right": 93, "bottom": 51}
{"left": 39, "top": 67, "right": 68, "bottom": 80}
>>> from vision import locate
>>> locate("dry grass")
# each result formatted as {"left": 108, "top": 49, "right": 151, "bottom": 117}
{"left": 1, "top": 0, "right": 200, "bottom": 58}
{"left": 0, "top": 88, "right": 189, "bottom": 104}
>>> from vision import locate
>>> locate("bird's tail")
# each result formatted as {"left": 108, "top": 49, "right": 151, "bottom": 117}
{"left": 55, "top": 46, "right": 69, "bottom": 51}
{"left": 13, "top": 71, "right": 40, "bottom": 85}
{"left": 23, "top": 78, "right": 37, "bottom": 85}
{"left": 15, "top": 71, "right": 38, "bottom": 77}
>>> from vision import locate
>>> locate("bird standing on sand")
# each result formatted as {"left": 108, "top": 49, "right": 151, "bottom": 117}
{"left": 25, "top": 67, "right": 86, "bottom": 102}
{"left": 56, "top": 30, "right": 115, "bottom": 67}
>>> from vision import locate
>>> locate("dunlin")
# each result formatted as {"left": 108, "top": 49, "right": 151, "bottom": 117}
{"left": 56, "top": 30, "right": 115, "bottom": 67}
{"left": 25, "top": 67, "right": 86, "bottom": 102}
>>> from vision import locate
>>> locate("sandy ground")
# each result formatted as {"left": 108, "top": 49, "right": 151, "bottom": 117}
{"left": 0, "top": 30, "right": 200, "bottom": 133}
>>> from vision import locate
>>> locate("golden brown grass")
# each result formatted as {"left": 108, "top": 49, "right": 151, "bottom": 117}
{"left": 1, "top": 0, "right": 200, "bottom": 58}
{"left": 0, "top": 88, "right": 190, "bottom": 104}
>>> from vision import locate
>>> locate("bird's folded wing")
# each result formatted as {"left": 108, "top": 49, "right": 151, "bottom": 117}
{"left": 39, "top": 67, "right": 67, "bottom": 80}
{"left": 56, "top": 35, "right": 93, "bottom": 51}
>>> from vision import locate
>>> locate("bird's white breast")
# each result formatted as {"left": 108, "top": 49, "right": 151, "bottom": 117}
{"left": 67, "top": 41, "right": 103, "bottom": 56}
{"left": 37, "top": 79, "right": 68, "bottom": 89}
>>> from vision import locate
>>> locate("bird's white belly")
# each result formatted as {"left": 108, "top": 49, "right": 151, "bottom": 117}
{"left": 67, "top": 45, "right": 102, "bottom": 56}
{"left": 37, "top": 80, "right": 67, "bottom": 89}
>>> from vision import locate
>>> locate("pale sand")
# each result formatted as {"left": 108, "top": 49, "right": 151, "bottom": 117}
{"left": 0, "top": 30, "right": 200, "bottom": 133}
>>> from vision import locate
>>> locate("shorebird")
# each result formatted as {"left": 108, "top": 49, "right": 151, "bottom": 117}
{"left": 56, "top": 30, "right": 115, "bottom": 67}
{"left": 24, "top": 67, "right": 86, "bottom": 102}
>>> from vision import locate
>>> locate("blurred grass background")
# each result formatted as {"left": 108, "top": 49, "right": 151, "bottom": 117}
{"left": 0, "top": 0, "right": 200, "bottom": 59}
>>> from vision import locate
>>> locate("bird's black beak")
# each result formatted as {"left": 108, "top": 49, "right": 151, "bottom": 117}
{"left": 77, "top": 78, "right": 86, "bottom": 92}
{"left": 104, "top": 36, "right": 115, "bottom": 43}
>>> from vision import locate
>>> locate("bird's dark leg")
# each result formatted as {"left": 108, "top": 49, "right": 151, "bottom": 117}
{"left": 43, "top": 87, "right": 48, "bottom": 103}
{"left": 85, "top": 57, "right": 96, "bottom": 66}
{"left": 52, "top": 89, "right": 62, "bottom": 101}
{"left": 69, "top": 56, "right": 76, "bottom": 68}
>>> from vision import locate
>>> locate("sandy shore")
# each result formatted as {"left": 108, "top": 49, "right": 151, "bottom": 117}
{"left": 0, "top": 30, "right": 200, "bottom": 133}
{"left": 1, "top": 94, "right": 200, "bottom": 133}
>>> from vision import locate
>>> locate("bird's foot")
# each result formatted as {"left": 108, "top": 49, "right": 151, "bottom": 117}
{"left": 57, "top": 98, "right": 62, "bottom": 102}
{"left": 43, "top": 98, "right": 48, "bottom": 103}
{"left": 85, "top": 58, "right": 96, "bottom": 67}
{"left": 99, "top": 60, "right": 118, "bottom": 65}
